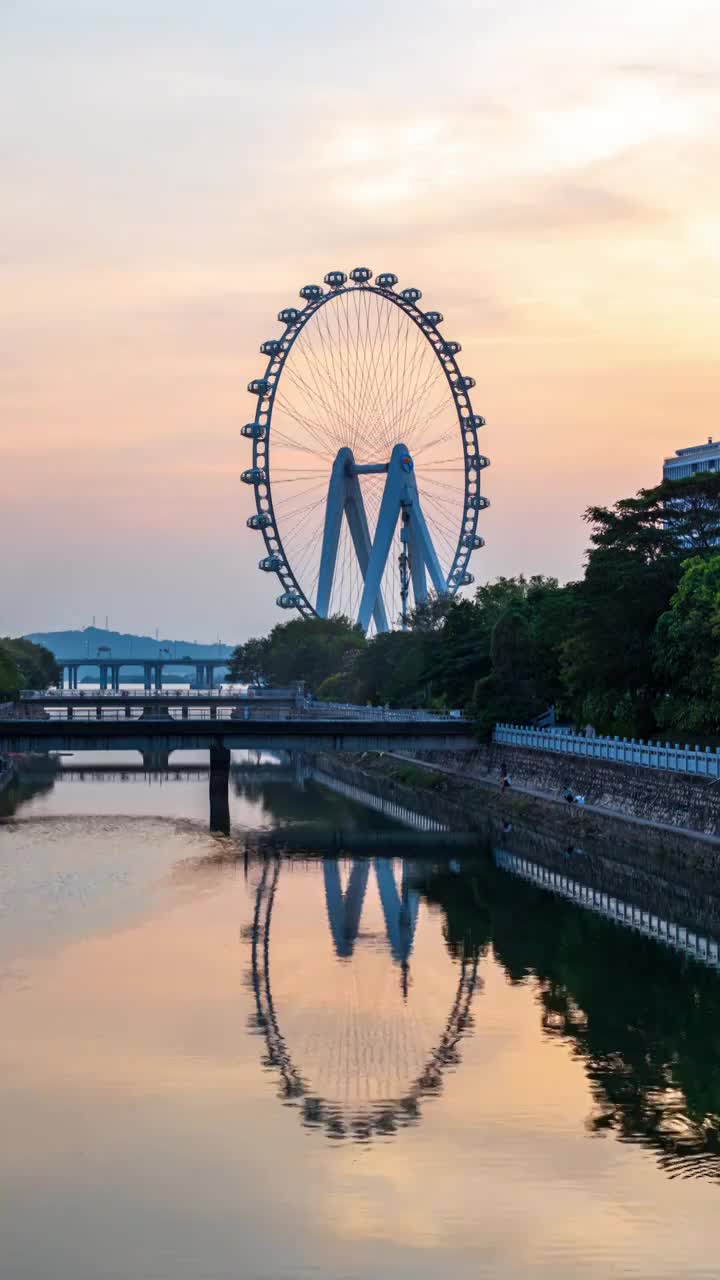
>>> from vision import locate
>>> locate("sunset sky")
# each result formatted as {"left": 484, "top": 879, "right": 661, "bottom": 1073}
{"left": 2, "top": 0, "right": 719, "bottom": 641}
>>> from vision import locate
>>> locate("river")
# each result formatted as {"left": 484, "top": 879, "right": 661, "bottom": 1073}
{"left": 1, "top": 751, "right": 719, "bottom": 1279}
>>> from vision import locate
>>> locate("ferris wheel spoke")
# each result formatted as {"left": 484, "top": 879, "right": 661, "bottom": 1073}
{"left": 413, "top": 428, "right": 459, "bottom": 458}
{"left": 393, "top": 324, "right": 432, "bottom": 430}
{"left": 339, "top": 291, "right": 361, "bottom": 458}
{"left": 279, "top": 495, "right": 327, "bottom": 526}
{"left": 297, "top": 309, "right": 362, "bottom": 446}
{"left": 384, "top": 302, "right": 423, "bottom": 454}
{"left": 294, "top": 304, "right": 347, "bottom": 438}
{"left": 317, "top": 297, "right": 365, "bottom": 448}
{"left": 394, "top": 352, "right": 446, "bottom": 448}
{"left": 374, "top": 296, "right": 406, "bottom": 448}
{"left": 362, "top": 290, "right": 398, "bottom": 457}
{"left": 269, "top": 427, "right": 334, "bottom": 462}
{"left": 391, "top": 331, "right": 437, "bottom": 447}
{"left": 282, "top": 360, "right": 354, "bottom": 447}
{"left": 353, "top": 290, "right": 385, "bottom": 458}
{"left": 289, "top": 322, "right": 358, "bottom": 439}
{"left": 274, "top": 389, "right": 341, "bottom": 455}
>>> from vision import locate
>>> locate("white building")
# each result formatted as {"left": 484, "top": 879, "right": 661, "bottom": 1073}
{"left": 663, "top": 438, "right": 720, "bottom": 481}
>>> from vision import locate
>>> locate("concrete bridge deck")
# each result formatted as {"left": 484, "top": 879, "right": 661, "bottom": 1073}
{"left": 0, "top": 716, "right": 476, "bottom": 755}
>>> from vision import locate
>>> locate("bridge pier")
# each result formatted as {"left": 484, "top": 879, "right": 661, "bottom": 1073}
{"left": 144, "top": 665, "right": 152, "bottom": 693}
{"left": 141, "top": 749, "right": 170, "bottom": 773}
{"left": 209, "top": 742, "right": 231, "bottom": 835}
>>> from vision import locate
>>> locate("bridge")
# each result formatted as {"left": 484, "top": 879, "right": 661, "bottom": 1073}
{"left": 18, "top": 688, "right": 303, "bottom": 719}
{"left": 2, "top": 691, "right": 474, "bottom": 831}
{"left": 56, "top": 655, "right": 229, "bottom": 691}
{"left": 0, "top": 714, "right": 474, "bottom": 755}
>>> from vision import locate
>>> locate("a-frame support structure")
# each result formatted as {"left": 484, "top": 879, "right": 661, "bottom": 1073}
{"left": 316, "top": 443, "right": 446, "bottom": 633}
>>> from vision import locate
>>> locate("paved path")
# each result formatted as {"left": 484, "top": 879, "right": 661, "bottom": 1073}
{"left": 386, "top": 752, "right": 720, "bottom": 848}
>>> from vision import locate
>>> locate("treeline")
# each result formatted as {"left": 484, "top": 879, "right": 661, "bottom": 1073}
{"left": 0, "top": 638, "right": 59, "bottom": 699}
{"left": 229, "top": 472, "right": 720, "bottom": 739}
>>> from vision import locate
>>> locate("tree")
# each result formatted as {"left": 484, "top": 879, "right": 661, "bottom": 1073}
{"left": 229, "top": 616, "right": 366, "bottom": 691}
{"left": 0, "top": 638, "right": 59, "bottom": 691}
{"left": 557, "top": 474, "right": 720, "bottom": 736}
{"left": 460, "top": 577, "right": 574, "bottom": 734}
{"left": 339, "top": 630, "right": 429, "bottom": 707}
{"left": 0, "top": 643, "right": 21, "bottom": 700}
{"left": 653, "top": 555, "right": 720, "bottom": 735}
{"left": 227, "top": 636, "right": 270, "bottom": 683}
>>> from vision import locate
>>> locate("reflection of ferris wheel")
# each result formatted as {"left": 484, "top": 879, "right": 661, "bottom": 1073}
{"left": 247, "top": 857, "right": 480, "bottom": 1142}
{"left": 242, "top": 269, "right": 489, "bottom": 632}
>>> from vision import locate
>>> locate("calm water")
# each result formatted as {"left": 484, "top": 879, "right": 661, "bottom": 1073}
{"left": 2, "top": 753, "right": 720, "bottom": 1279}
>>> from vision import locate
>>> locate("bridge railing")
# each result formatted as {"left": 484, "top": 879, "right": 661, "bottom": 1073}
{"left": 301, "top": 700, "right": 461, "bottom": 722}
{"left": 494, "top": 722, "right": 720, "bottom": 778}
{"left": 30, "top": 703, "right": 465, "bottom": 724}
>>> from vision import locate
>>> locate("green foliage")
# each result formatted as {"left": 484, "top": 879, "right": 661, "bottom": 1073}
{"left": 227, "top": 635, "right": 270, "bottom": 683}
{"left": 0, "top": 637, "right": 59, "bottom": 692}
{"left": 0, "top": 644, "right": 22, "bottom": 699}
{"left": 653, "top": 555, "right": 720, "bottom": 735}
{"left": 229, "top": 616, "right": 365, "bottom": 690}
{"left": 469, "top": 577, "right": 576, "bottom": 736}
{"left": 341, "top": 630, "right": 430, "bottom": 706}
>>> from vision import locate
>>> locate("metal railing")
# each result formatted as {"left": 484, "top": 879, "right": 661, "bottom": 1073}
{"left": 30, "top": 702, "right": 465, "bottom": 725}
{"left": 303, "top": 699, "right": 462, "bottom": 722}
{"left": 494, "top": 722, "right": 720, "bottom": 778}
{"left": 11, "top": 690, "right": 465, "bottom": 724}
{"left": 21, "top": 688, "right": 290, "bottom": 700}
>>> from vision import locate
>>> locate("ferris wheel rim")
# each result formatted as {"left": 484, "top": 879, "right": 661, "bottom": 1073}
{"left": 245, "top": 276, "right": 487, "bottom": 624}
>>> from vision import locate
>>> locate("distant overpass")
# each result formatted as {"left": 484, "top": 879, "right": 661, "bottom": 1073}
{"left": 56, "top": 655, "right": 230, "bottom": 691}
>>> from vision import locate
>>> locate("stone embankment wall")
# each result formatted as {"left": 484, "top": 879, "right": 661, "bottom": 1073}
{"left": 420, "top": 742, "right": 720, "bottom": 838}
{"left": 0, "top": 755, "right": 15, "bottom": 794}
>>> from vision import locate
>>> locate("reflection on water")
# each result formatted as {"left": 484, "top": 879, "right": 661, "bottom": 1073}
{"left": 2, "top": 753, "right": 720, "bottom": 1278}
{"left": 248, "top": 856, "right": 479, "bottom": 1142}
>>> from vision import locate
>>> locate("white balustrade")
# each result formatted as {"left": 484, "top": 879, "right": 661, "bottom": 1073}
{"left": 493, "top": 722, "right": 720, "bottom": 779}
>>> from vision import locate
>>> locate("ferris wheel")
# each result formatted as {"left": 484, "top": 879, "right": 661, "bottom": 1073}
{"left": 241, "top": 269, "right": 489, "bottom": 633}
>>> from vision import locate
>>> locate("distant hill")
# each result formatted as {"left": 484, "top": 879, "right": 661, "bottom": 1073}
{"left": 25, "top": 627, "right": 233, "bottom": 663}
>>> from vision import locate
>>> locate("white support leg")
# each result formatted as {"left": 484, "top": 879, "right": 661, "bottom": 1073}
{"left": 405, "top": 478, "right": 447, "bottom": 597}
{"left": 316, "top": 449, "right": 352, "bottom": 618}
{"left": 316, "top": 443, "right": 448, "bottom": 635}
{"left": 356, "top": 445, "right": 410, "bottom": 633}
{"left": 344, "top": 469, "right": 389, "bottom": 633}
